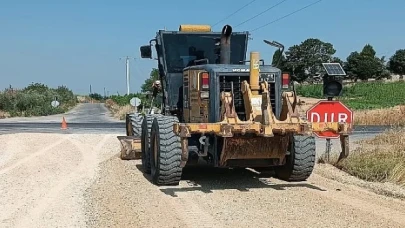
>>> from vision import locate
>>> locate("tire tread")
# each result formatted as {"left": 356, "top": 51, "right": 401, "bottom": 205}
{"left": 151, "top": 116, "right": 183, "bottom": 186}
{"left": 276, "top": 135, "right": 316, "bottom": 182}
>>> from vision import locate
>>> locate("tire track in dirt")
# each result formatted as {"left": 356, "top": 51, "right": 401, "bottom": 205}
{"left": 162, "top": 190, "right": 225, "bottom": 228}
{"left": 13, "top": 135, "right": 110, "bottom": 228}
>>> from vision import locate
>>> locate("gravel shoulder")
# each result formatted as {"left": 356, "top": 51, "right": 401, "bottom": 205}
{"left": 1, "top": 132, "right": 405, "bottom": 228}
{"left": 86, "top": 137, "right": 405, "bottom": 228}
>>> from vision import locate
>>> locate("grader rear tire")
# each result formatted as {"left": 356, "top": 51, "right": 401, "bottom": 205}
{"left": 126, "top": 113, "right": 143, "bottom": 137}
{"left": 141, "top": 114, "right": 160, "bottom": 174}
{"left": 275, "top": 135, "right": 316, "bottom": 182}
{"left": 150, "top": 116, "right": 183, "bottom": 186}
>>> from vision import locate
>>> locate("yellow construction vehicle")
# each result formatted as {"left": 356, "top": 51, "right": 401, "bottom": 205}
{"left": 121, "top": 24, "right": 351, "bottom": 186}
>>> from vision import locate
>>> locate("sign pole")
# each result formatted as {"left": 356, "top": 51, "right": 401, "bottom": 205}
{"left": 325, "top": 96, "right": 334, "bottom": 162}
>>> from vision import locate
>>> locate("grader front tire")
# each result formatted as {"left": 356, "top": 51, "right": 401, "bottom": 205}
{"left": 275, "top": 135, "right": 316, "bottom": 182}
{"left": 150, "top": 116, "right": 183, "bottom": 186}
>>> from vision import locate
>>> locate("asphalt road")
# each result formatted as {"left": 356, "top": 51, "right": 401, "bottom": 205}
{"left": 0, "top": 103, "right": 120, "bottom": 124}
{"left": 0, "top": 103, "right": 125, "bottom": 135}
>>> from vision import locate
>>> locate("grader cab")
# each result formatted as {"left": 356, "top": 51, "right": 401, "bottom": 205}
{"left": 120, "top": 24, "right": 352, "bottom": 186}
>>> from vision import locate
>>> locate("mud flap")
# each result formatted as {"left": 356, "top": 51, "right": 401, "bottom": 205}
{"left": 220, "top": 135, "right": 291, "bottom": 167}
{"left": 337, "top": 134, "right": 349, "bottom": 163}
{"left": 117, "top": 136, "right": 141, "bottom": 160}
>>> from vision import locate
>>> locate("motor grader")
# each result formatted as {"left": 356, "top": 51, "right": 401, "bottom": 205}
{"left": 119, "top": 24, "right": 352, "bottom": 186}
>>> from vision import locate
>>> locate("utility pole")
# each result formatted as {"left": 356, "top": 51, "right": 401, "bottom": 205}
{"left": 89, "top": 84, "right": 93, "bottom": 104}
{"left": 120, "top": 56, "right": 135, "bottom": 95}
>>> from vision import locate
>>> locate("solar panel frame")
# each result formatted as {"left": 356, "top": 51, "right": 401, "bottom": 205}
{"left": 322, "top": 63, "right": 346, "bottom": 76}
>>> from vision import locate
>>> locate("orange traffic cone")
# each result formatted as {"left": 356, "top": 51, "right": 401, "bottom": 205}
{"left": 61, "top": 117, "right": 68, "bottom": 130}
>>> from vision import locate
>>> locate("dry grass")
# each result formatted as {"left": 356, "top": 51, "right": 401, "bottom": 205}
{"left": 76, "top": 96, "right": 89, "bottom": 103}
{"left": 105, "top": 99, "right": 134, "bottom": 120}
{"left": 0, "top": 110, "right": 11, "bottom": 119}
{"left": 325, "top": 128, "right": 405, "bottom": 187}
{"left": 354, "top": 105, "right": 405, "bottom": 126}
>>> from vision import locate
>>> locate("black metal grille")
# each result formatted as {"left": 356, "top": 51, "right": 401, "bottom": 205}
{"left": 219, "top": 75, "right": 276, "bottom": 121}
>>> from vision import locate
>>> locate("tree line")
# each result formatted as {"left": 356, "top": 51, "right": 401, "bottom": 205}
{"left": 272, "top": 38, "right": 405, "bottom": 83}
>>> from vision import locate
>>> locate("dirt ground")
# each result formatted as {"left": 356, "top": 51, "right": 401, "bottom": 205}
{"left": 1, "top": 132, "right": 405, "bottom": 228}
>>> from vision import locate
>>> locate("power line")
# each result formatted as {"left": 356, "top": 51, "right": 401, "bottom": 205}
{"left": 249, "top": 0, "right": 324, "bottom": 32}
{"left": 234, "top": 0, "right": 288, "bottom": 28}
{"left": 212, "top": 0, "right": 258, "bottom": 27}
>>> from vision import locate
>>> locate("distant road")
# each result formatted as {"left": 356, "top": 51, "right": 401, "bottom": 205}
{"left": 0, "top": 103, "right": 125, "bottom": 135}
{"left": 0, "top": 103, "right": 121, "bottom": 123}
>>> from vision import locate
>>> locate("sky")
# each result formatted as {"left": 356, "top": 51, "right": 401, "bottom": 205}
{"left": 1, "top": 0, "right": 404, "bottom": 95}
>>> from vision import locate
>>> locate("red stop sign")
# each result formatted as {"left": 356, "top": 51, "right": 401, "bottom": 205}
{"left": 306, "top": 100, "right": 353, "bottom": 139}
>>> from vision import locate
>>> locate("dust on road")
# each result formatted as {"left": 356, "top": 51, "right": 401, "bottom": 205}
{"left": 1, "top": 133, "right": 405, "bottom": 228}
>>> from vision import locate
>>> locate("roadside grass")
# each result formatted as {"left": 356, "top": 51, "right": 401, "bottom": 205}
{"left": 354, "top": 105, "right": 405, "bottom": 126}
{"left": 105, "top": 99, "right": 134, "bottom": 120}
{"left": 296, "top": 81, "right": 405, "bottom": 126}
{"left": 105, "top": 94, "right": 159, "bottom": 120}
{"left": 319, "top": 128, "right": 405, "bottom": 187}
{"left": 0, "top": 110, "right": 10, "bottom": 119}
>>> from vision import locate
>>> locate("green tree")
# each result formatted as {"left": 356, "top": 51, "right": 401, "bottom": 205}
{"left": 345, "top": 44, "right": 387, "bottom": 81}
{"left": 331, "top": 56, "right": 344, "bottom": 65}
{"left": 376, "top": 56, "right": 391, "bottom": 80}
{"left": 283, "top": 38, "right": 336, "bottom": 82}
{"left": 388, "top": 49, "right": 405, "bottom": 79}
{"left": 141, "top": 68, "right": 159, "bottom": 93}
{"left": 54, "top": 85, "right": 76, "bottom": 106}
{"left": 89, "top": 93, "right": 103, "bottom": 100}
{"left": 23, "top": 83, "right": 49, "bottom": 93}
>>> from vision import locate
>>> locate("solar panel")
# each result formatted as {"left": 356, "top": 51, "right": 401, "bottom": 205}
{"left": 322, "top": 63, "right": 346, "bottom": 76}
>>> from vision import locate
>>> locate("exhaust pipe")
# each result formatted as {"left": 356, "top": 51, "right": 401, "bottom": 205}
{"left": 220, "top": 25, "right": 232, "bottom": 64}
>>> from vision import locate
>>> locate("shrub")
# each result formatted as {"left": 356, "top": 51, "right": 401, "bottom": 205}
{"left": 0, "top": 83, "right": 77, "bottom": 117}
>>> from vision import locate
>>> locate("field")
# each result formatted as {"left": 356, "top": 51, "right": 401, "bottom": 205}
{"left": 296, "top": 81, "right": 405, "bottom": 126}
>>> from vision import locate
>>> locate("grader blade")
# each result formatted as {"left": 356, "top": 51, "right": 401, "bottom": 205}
{"left": 117, "top": 136, "right": 141, "bottom": 160}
